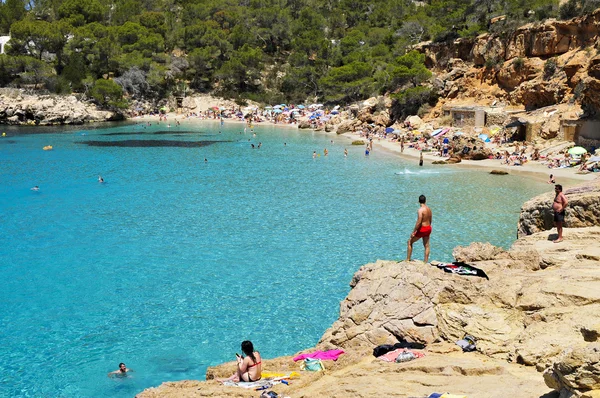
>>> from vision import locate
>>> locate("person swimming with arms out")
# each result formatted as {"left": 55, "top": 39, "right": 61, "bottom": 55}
{"left": 108, "top": 362, "right": 133, "bottom": 377}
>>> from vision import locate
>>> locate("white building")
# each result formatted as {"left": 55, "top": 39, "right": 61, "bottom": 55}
{"left": 0, "top": 36, "right": 10, "bottom": 54}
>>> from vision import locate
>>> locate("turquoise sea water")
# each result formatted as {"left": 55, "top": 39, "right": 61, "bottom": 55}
{"left": 0, "top": 120, "right": 548, "bottom": 397}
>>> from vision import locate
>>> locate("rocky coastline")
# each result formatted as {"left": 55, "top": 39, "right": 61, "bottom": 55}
{"left": 0, "top": 88, "right": 120, "bottom": 125}
{"left": 136, "top": 175, "right": 600, "bottom": 397}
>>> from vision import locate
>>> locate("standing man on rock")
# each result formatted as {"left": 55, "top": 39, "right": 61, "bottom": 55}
{"left": 553, "top": 184, "right": 568, "bottom": 243}
{"left": 407, "top": 195, "right": 432, "bottom": 263}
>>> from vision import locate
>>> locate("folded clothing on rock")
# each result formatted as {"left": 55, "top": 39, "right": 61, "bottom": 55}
{"left": 377, "top": 348, "right": 425, "bottom": 362}
{"left": 373, "top": 341, "right": 426, "bottom": 357}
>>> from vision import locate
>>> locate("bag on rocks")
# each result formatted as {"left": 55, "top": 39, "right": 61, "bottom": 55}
{"left": 301, "top": 358, "right": 325, "bottom": 372}
{"left": 456, "top": 334, "right": 477, "bottom": 352}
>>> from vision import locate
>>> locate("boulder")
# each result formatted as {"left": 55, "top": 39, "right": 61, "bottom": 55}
{"left": 490, "top": 170, "right": 509, "bottom": 175}
{"left": 298, "top": 120, "right": 311, "bottom": 129}
{"left": 496, "top": 58, "right": 543, "bottom": 92}
{"left": 372, "top": 111, "right": 391, "bottom": 127}
{"left": 452, "top": 242, "right": 506, "bottom": 262}
{"left": 518, "top": 179, "right": 600, "bottom": 237}
{"left": 544, "top": 343, "right": 600, "bottom": 395}
{"left": 405, "top": 115, "right": 423, "bottom": 129}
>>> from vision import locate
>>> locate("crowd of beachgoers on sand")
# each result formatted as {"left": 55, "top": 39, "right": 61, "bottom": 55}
{"left": 132, "top": 100, "right": 600, "bottom": 177}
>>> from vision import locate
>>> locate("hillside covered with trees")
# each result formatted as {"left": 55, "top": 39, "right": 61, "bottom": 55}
{"left": 0, "top": 0, "right": 594, "bottom": 111}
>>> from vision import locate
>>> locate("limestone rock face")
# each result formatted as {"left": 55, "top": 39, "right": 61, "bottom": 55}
{"left": 0, "top": 89, "right": 116, "bottom": 125}
{"left": 472, "top": 35, "right": 505, "bottom": 67}
{"left": 518, "top": 179, "right": 600, "bottom": 237}
{"left": 510, "top": 78, "right": 568, "bottom": 110}
{"left": 496, "top": 58, "right": 543, "bottom": 91}
{"left": 317, "top": 227, "right": 600, "bottom": 396}
{"left": 544, "top": 343, "right": 600, "bottom": 396}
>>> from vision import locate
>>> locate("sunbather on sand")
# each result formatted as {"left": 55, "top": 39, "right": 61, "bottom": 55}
{"left": 218, "top": 340, "right": 262, "bottom": 383}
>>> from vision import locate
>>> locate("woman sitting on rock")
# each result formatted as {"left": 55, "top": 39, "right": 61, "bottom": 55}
{"left": 218, "top": 340, "right": 262, "bottom": 383}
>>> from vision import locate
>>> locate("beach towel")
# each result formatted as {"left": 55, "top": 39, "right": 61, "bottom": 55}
{"left": 222, "top": 380, "right": 274, "bottom": 389}
{"left": 261, "top": 371, "right": 300, "bottom": 379}
{"left": 433, "top": 262, "right": 489, "bottom": 280}
{"left": 378, "top": 348, "right": 425, "bottom": 362}
{"left": 292, "top": 349, "right": 345, "bottom": 362}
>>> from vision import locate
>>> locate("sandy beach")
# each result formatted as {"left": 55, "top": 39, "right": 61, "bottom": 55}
{"left": 342, "top": 131, "right": 598, "bottom": 186}
{"left": 134, "top": 109, "right": 598, "bottom": 187}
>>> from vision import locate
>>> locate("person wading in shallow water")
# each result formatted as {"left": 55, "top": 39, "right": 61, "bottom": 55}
{"left": 553, "top": 184, "right": 568, "bottom": 243}
{"left": 407, "top": 195, "right": 432, "bottom": 263}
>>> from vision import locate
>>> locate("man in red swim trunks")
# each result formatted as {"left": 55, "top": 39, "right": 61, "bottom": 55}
{"left": 407, "top": 194, "right": 432, "bottom": 263}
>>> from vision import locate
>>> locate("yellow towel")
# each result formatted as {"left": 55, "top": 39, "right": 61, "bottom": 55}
{"left": 261, "top": 371, "right": 300, "bottom": 379}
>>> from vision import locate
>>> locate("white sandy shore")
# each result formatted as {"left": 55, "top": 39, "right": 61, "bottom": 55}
{"left": 341, "top": 131, "right": 598, "bottom": 186}
{"left": 133, "top": 112, "right": 598, "bottom": 187}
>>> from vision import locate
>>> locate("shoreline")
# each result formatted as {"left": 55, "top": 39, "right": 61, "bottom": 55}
{"left": 341, "top": 131, "right": 598, "bottom": 186}
{"left": 137, "top": 112, "right": 598, "bottom": 186}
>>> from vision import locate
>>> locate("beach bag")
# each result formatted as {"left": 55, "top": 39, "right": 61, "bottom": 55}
{"left": 456, "top": 334, "right": 477, "bottom": 352}
{"left": 301, "top": 358, "right": 325, "bottom": 372}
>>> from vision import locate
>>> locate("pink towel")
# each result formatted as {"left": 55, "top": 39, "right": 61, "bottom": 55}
{"left": 292, "top": 349, "right": 345, "bottom": 362}
{"left": 378, "top": 349, "right": 425, "bottom": 362}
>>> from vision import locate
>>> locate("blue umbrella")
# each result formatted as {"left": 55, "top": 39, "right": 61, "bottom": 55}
{"left": 478, "top": 134, "right": 489, "bottom": 141}
{"left": 297, "top": 105, "right": 305, "bottom": 109}
{"left": 385, "top": 127, "right": 394, "bottom": 133}
{"left": 273, "top": 109, "right": 283, "bottom": 113}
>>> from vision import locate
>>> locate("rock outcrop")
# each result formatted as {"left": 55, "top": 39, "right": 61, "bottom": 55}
{"left": 518, "top": 177, "right": 600, "bottom": 237}
{"left": 415, "top": 10, "right": 600, "bottom": 115}
{"left": 0, "top": 88, "right": 118, "bottom": 125}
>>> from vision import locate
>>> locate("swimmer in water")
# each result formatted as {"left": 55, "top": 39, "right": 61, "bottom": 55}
{"left": 98, "top": 175, "right": 104, "bottom": 183}
{"left": 108, "top": 363, "right": 133, "bottom": 377}
{"left": 31, "top": 186, "right": 40, "bottom": 191}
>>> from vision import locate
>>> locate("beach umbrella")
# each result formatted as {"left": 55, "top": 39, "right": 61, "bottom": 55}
{"left": 297, "top": 105, "right": 305, "bottom": 109}
{"left": 454, "top": 131, "right": 464, "bottom": 136}
{"left": 330, "top": 110, "right": 339, "bottom": 115}
{"left": 385, "top": 127, "right": 394, "bottom": 133}
{"left": 568, "top": 146, "right": 587, "bottom": 155}
{"left": 273, "top": 109, "right": 283, "bottom": 113}
{"left": 273, "top": 105, "right": 283, "bottom": 109}
{"left": 478, "top": 133, "right": 489, "bottom": 141}
{"left": 431, "top": 128, "right": 443, "bottom": 136}
{"left": 265, "top": 105, "right": 273, "bottom": 109}
{"left": 586, "top": 156, "right": 600, "bottom": 163}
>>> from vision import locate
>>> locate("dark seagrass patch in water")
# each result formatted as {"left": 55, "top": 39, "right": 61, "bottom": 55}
{"left": 77, "top": 140, "right": 226, "bottom": 147}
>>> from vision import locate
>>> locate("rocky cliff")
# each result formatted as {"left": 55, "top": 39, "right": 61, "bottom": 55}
{"left": 137, "top": 178, "right": 600, "bottom": 398}
{"left": 416, "top": 9, "right": 600, "bottom": 116}
{"left": 0, "top": 88, "right": 118, "bottom": 125}
{"left": 518, "top": 177, "right": 600, "bottom": 237}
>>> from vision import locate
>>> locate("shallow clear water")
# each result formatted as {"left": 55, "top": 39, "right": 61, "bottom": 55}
{"left": 0, "top": 120, "right": 548, "bottom": 397}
